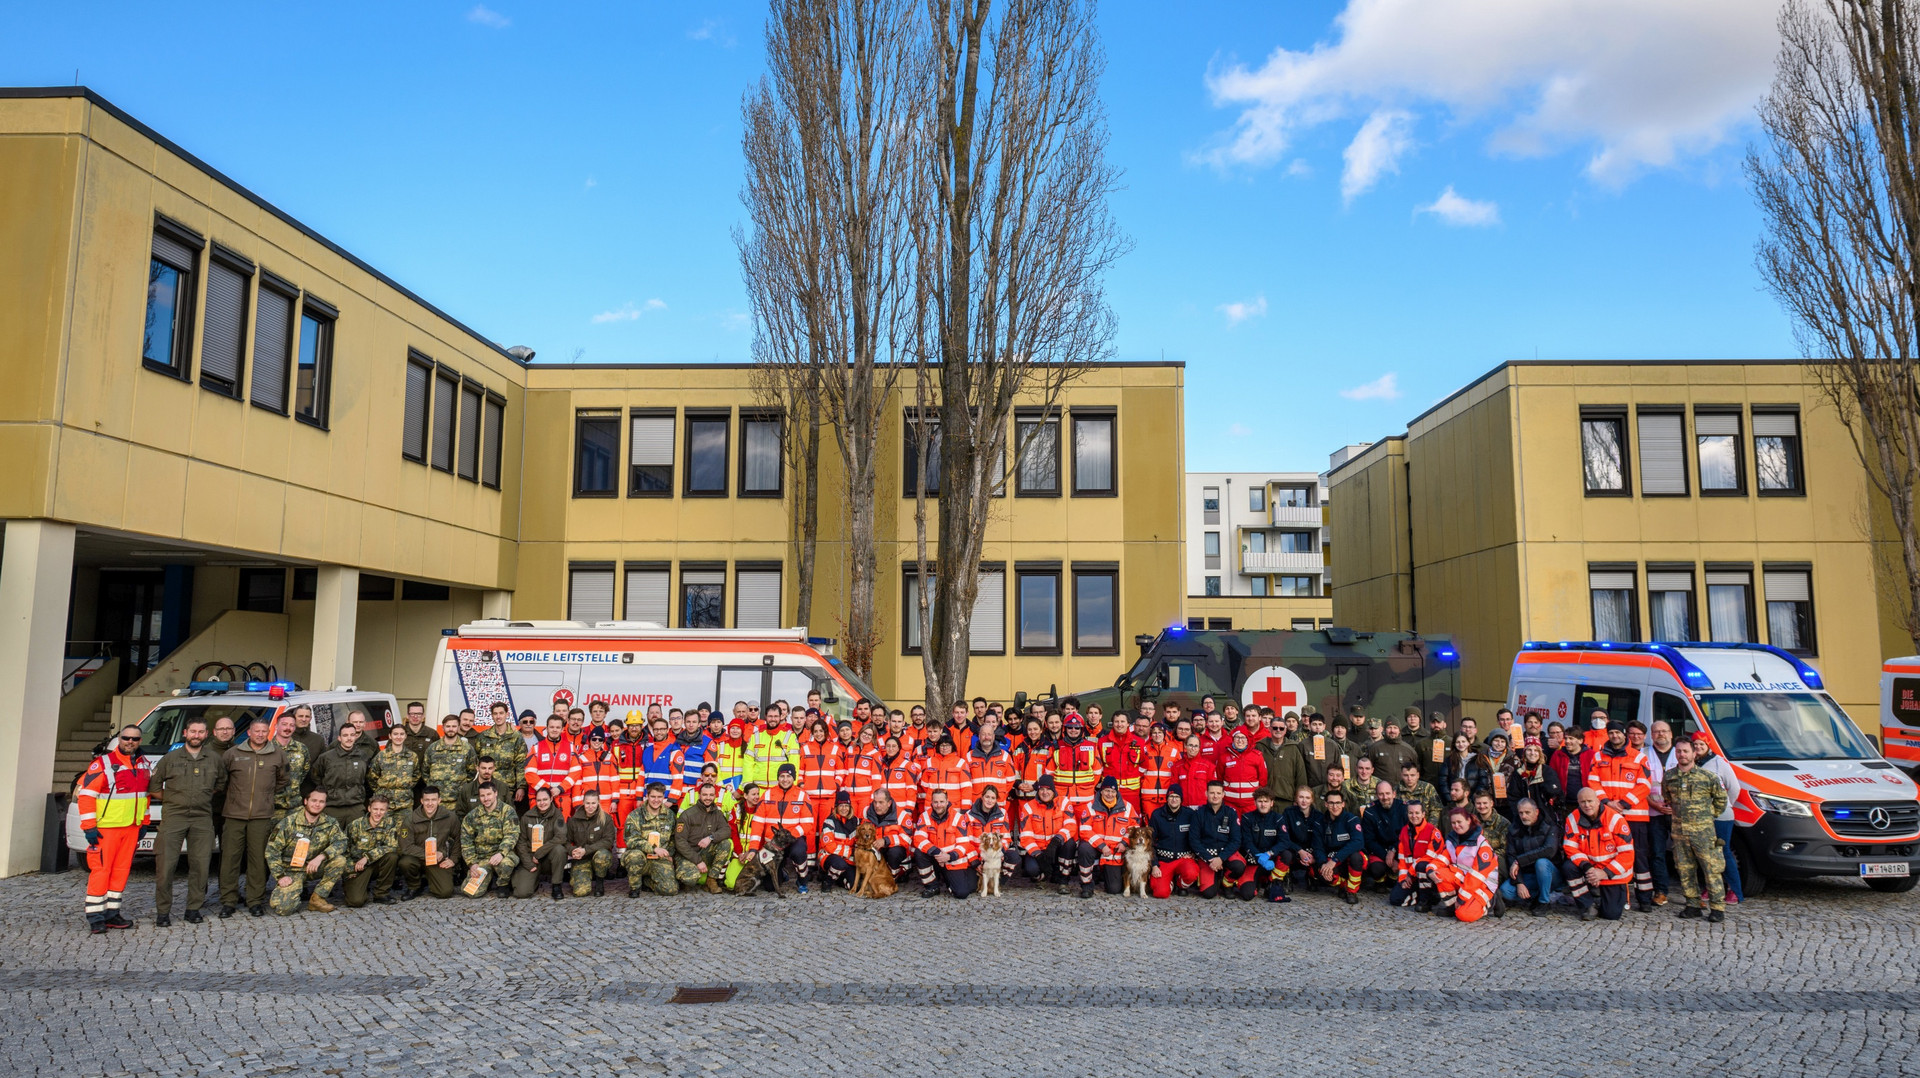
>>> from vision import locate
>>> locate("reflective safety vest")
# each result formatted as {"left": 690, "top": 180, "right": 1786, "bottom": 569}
{"left": 77, "top": 750, "right": 150, "bottom": 830}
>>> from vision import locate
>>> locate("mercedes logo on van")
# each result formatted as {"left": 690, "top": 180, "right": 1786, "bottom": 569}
{"left": 1869, "top": 807, "right": 1893, "bottom": 830}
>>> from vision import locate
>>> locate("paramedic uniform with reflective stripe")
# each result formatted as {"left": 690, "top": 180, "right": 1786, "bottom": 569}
{"left": 1563, "top": 805, "right": 1634, "bottom": 920}
{"left": 77, "top": 748, "right": 151, "bottom": 927}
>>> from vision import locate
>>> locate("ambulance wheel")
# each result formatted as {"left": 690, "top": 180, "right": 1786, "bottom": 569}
{"left": 1734, "top": 839, "right": 1767, "bottom": 899}
{"left": 1866, "top": 875, "right": 1918, "bottom": 894}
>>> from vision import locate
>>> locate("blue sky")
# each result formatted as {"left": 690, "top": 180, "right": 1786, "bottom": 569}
{"left": 2, "top": 1, "right": 1794, "bottom": 470}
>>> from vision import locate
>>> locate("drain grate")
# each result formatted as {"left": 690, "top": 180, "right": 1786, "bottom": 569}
{"left": 669, "top": 985, "right": 737, "bottom": 1004}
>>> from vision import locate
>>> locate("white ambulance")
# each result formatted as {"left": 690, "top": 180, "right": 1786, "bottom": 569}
{"left": 1877, "top": 657, "right": 1920, "bottom": 778}
{"left": 1509, "top": 641, "right": 1919, "bottom": 895}
{"left": 423, "top": 621, "right": 882, "bottom": 729}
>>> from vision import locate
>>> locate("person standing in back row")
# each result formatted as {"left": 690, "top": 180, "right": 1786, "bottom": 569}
{"left": 219, "top": 717, "right": 288, "bottom": 918}
{"left": 77, "top": 725, "right": 151, "bottom": 934}
{"left": 1662, "top": 738, "right": 1728, "bottom": 923}
{"left": 149, "top": 718, "right": 225, "bottom": 926}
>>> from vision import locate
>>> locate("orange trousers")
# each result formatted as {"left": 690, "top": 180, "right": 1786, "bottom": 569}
{"left": 1429, "top": 860, "right": 1492, "bottom": 923}
{"left": 85, "top": 826, "right": 139, "bottom": 916}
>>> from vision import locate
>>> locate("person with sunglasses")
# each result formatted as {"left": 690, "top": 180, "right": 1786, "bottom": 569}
{"left": 77, "top": 725, "right": 153, "bottom": 934}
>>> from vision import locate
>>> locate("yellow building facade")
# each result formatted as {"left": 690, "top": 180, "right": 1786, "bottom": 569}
{"left": 1329, "top": 360, "right": 1903, "bottom": 734}
{"left": 0, "top": 89, "right": 1183, "bottom": 873}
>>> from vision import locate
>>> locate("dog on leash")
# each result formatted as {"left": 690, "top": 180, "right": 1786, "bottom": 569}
{"left": 851, "top": 822, "right": 897, "bottom": 899}
{"left": 732, "top": 826, "right": 797, "bottom": 897}
{"left": 978, "top": 831, "right": 1005, "bottom": 897}
{"left": 1122, "top": 826, "right": 1153, "bottom": 898}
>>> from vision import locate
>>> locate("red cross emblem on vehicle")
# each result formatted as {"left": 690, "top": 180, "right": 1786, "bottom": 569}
{"left": 1241, "top": 665, "right": 1308, "bottom": 714}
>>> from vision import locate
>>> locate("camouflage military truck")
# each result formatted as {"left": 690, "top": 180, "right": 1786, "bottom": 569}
{"left": 1043, "top": 627, "right": 1461, "bottom": 726}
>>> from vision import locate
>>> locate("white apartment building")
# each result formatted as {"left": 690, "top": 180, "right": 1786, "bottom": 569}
{"left": 1184, "top": 471, "right": 1329, "bottom": 599}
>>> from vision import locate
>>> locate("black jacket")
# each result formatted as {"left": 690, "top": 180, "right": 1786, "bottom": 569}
{"left": 1239, "top": 809, "right": 1286, "bottom": 860}
{"left": 1361, "top": 800, "right": 1407, "bottom": 858}
{"left": 1508, "top": 815, "right": 1560, "bottom": 871}
{"left": 1317, "top": 810, "right": 1365, "bottom": 863}
{"left": 1188, "top": 804, "right": 1241, "bottom": 862}
{"left": 1278, "top": 805, "right": 1322, "bottom": 861}
{"left": 1148, "top": 805, "right": 1193, "bottom": 862}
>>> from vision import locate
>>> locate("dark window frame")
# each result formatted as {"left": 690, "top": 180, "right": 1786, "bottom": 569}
{"left": 1070, "top": 561, "right": 1120, "bottom": 656}
{"left": 573, "top": 410, "right": 621, "bottom": 498}
{"left": 903, "top": 410, "right": 941, "bottom": 498}
{"left": 733, "top": 559, "right": 784, "bottom": 628}
{"left": 901, "top": 561, "right": 932, "bottom": 656}
{"left": 1752, "top": 407, "right": 1806, "bottom": 497}
{"left": 1644, "top": 562, "right": 1700, "bottom": 643}
{"left": 401, "top": 580, "right": 451, "bottom": 601}
{"left": 1579, "top": 406, "right": 1630, "bottom": 497}
{"left": 1069, "top": 407, "right": 1118, "bottom": 498}
{"left": 1014, "top": 409, "right": 1062, "bottom": 497}
{"left": 1693, "top": 407, "right": 1746, "bottom": 497}
{"left": 679, "top": 560, "right": 727, "bottom": 629}
{"left": 1761, "top": 560, "right": 1819, "bottom": 657}
{"left": 1704, "top": 561, "right": 1758, "bottom": 644}
{"left": 358, "top": 574, "right": 397, "bottom": 601}
{"left": 456, "top": 377, "right": 484, "bottom": 482}
{"left": 198, "top": 243, "right": 255, "bottom": 400}
{"left": 626, "top": 407, "right": 676, "bottom": 498}
{"left": 429, "top": 363, "right": 460, "bottom": 474}
{"left": 1635, "top": 405, "right": 1689, "bottom": 498}
{"left": 568, "top": 561, "right": 616, "bottom": 623}
{"left": 683, "top": 409, "right": 732, "bottom": 498}
{"left": 402, "top": 350, "right": 434, "bottom": 463}
{"left": 738, "top": 410, "right": 785, "bottom": 498}
{"left": 236, "top": 567, "right": 286, "bottom": 613}
{"left": 1014, "top": 561, "right": 1064, "bottom": 656}
{"left": 249, "top": 270, "right": 298, "bottom": 415}
{"left": 143, "top": 216, "right": 204, "bottom": 382}
{"left": 1588, "top": 561, "right": 1640, "bottom": 642}
{"left": 293, "top": 296, "right": 336, "bottom": 430}
{"left": 481, "top": 391, "right": 506, "bottom": 490}
{"left": 622, "top": 560, "right": 673, "bottom": 624}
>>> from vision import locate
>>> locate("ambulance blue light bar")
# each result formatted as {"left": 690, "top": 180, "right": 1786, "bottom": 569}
{"left": 1519, "top": 641, "right": 1822, "bottom": 691}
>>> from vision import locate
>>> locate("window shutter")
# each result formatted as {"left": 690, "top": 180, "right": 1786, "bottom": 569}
{"left": 1647, "top": 571, "right": 1692, "bottom": 592}
{"left": 970, "top": 569, "right": 1006, "bottom": 653}
{"left": 152, "top": 231, "right": 197, "bottom": 270}
{"left": 630, "top": 415, "right": 674, "bottom": 465}
{"left": 682, "top": 569, "right": 725, "bottom": 586}
{"left": 737, "top": 570, "right": 781, "bottom": 628}
{"left": 403, "top": 362, "right": 429, "bottom": 459}
{"left": 1765, "top": 571, "right": 1810, "bottom": 602}
{"left": 431, "top": 370, "right": 458, "bottom": 470}
{"left": 1638, "top": 414, "right": 1685, "bottom": 494}
{"left": 1752, "top": 413, "right": 1797, "bottom": 437}
{"left": 458, "top": 384, "right": 482, "bottom": 479}
{"left": 1706, "top": 570, "right": 1750, "bottom": 587}
{"left": 482, "top": 397, "right": 504, "bottom": 487}
{"left": 201, "top": 261, "right": 247, "bottom": 386}
{"left": 568, "top": 567, "right": 615, "bottom": 623}
{"left": 1694, "top": 413, "right": 1739, "bottom": 436}
{"left": 624, "top": 568, "right": 670, "bottom": 625}
{"left": 1589, "top": 570, "right": 1634, "bottom": 591}
{"left": 251, "top": 286, "right": 291, "bottom": 410}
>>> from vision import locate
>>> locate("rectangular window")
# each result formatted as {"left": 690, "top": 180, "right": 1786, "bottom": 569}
{"left": 200, "top": 250, "right": 252, "bottom": 397}
{"left": 1706, "top": 567, "right": 1754, "bottom": 643}
{"left": 680, "top": 566, "right": 725, "bottom": 628}
{"left": 1016, "top": 564, "right": 1062, "bottom": 653}
{"left": 735, "top": 564, "right": 782, "bottom": 629}
{"left": 628, "top": 411, "right": 674, "bottom": 495}
{"left": 1249, "top": 487, "right": 1266, "bottom": 513}
{"left": 1250, "top": 576, "right": 1268, "bottom": 597}
{"left": 1207, "top": 618, "right": 1234, "bottom": 631}
{"left": 402, "top": 354, "right": 432, "bottom": 462}
{"left": 1637, "top": 411, "right": 1686, "bottom": 495}
{"left": 568, "top": 563, "right": 615, "bottom": 623}
{"left": 903, "top": 566, "right": 927, "bottom": 653}
{"left": 1073, "top": 564, "right": 1118, "bottom": 654}
{"left": 401, "top": 581, "right": 451, "bottom": 601}
{"left": 904, "top": 413, "right": 941, "bottom": 496}
{"left": 685, "top": 412, "right": 730, "bottom": 496}
{"left": 972, "top": 566, "right": 1006, "bottom": 654}
{"left": 1202, "top": 486, "right": 1220, "bottom": 524}
{"left": 359, "top": 574, "right": 396, "bottom": 601}
{"left": 295, "top": 301, "right": 334, "bottom": 426}
{"left": 291, "top": 568, "right": 317, "bottom": 601}
{"left": 1754, "top": 411, "right": 1804, "bottom": 494}
{"left": 1291, "top": 618, "right": 1317, "bottom": 631}
{"left": 1248, "top": 532, "right": 1267, "bottom": 554}
{"left": 740, "top": 413, "right": 783, "bottom": 496}
{"left": 1580, "top": 411, "right": 1627, "bottom": 494}
{"left": 237, "top": 568, "right": 285, "bottom": 613}
{"left": 1277, "top": 531, "right": 1316, "bottom": 554}
{"left": 1275, "top": 485, "right": 1314, "bottom": 507}
{"left": 1204, "top": 575, "right": 1221, "bottom": 597}
{"left": 574, "top": 411, "right": 620, "bottom": 496}
{"left": 1647, "top": 568, "right": 1696, "bottom": 642}
{"left": 1203, "top": 531, "right": 1221, "bottom": 570}
{"left": 1015, "top": 414, "right": 1060, "bottom": 495}
{"left": 1695, "top": 410, "right": 1743, "bottom": 494}
{"left": 250, "top": 277, "right": 294, "bottom": 412}
{"left": 624, "top": 564, "right": 671, "bottom": 625}
{"left": 1071, "top": 413, "right": 1116, "bottom": 495}
{"left": 430, "top": 367, "right": 458, "bottom": 472}
{"left": 457, "top": 382, "right": 482, "bottom": 481}
{"left": 1589, "top": 567, "right": 1637, "bottom": 642}
{"left": 1764, "top": 567, "right": 1816, "bottom": 655}
{"left": 481, "top": 394, "right": 505, "bottom": 489}
{"left": 144, "top": 222, "right": 200, "bottom": 378}
{"left": 1277, "top": 575, "right": 1315, "bottom": 597}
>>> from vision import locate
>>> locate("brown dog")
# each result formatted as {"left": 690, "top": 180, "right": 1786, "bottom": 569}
{"left": 1122, "top": 825, "right": 1153, "bottom": 898}
{"left": 851, "top": 821, "right": 897, "bottom": 899}
{"left": 978, "top": 830, "right": 1005, "bottom": 897}
{"left": 733, "top": 826, "right": 798, "bottom": 897}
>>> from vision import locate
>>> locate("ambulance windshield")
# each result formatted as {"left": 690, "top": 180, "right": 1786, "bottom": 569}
{"left": 1695, "top": 692, "right": 1879, "bottom": 761}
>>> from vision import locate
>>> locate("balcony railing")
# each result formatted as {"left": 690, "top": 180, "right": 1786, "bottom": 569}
{"left": 1269, "top": 504, "right": 1321, "bottom": 526}
{"left": 1241, "top": 550, "right": 1323, "bottom": 573}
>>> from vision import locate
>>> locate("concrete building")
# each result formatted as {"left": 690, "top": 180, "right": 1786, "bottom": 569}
{"left": 1328, "top": 360, "right": 1899, "bottom": 731}
{"left": 0, "top": 88, "right": 1183, "bottom": 875}
{"left": 1182, "top": 470, "right": 1333, "bottom": 631}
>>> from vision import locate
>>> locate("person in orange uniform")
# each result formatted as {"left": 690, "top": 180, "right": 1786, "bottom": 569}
{"left": 797, "top": 718, "right": 844, "bottom": 829}
{"left": 1050, "top": 716, "right": 1104, "bottom": 811}
{"left": 1587, "top": 722, "right": 1655, "bottom": 910}
{"left": 1427, "top": 806, "right": 1500, "bottom": 922}
{"left": 964, "top": 717, "right": 1019, "bottom": 812}
{"left": 918, "top": 733, "right": 972, "bottom": 814}
{"left": 1016, "top": 776, "right": 1078, "bottom": 892}
{"left": 860, "top": 787, "right": 914, "bottom": 880}
{"left": 77, "top": 725, "right": 152, "bottom": 933}
{"left": 875, "top": 736, "right": 922, "bottom": 819}
{"left": 525, "top": 715, "right": 579, "bottom": 815}
{"left": 1138, "top": 722, "right": 1180, "bottom": 818}
{"left": 912, "top": 789, "right": 979, "bottom": 899}
{"left": 815, "top": 792, "right": 862, "bottom": 891}
{"left": 1563, "top": 786, "right": 1636, "bottom": 921}
{"left": 572, "top": 729, "right": 625, "bottom": 830}
{"left": 1074, "top": 776, "right": 1135, "bottom": 898}
{"left": 1098, "top": 712, "right": 1145, "bottom": 813}
{"left": 749, "top": 764, "right": 816, "bottom": 894}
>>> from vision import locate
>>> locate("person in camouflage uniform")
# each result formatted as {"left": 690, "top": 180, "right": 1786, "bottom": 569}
{"left": 424, "top": 731, "right": 476, "bottom": 811}
{"left": 272, "top": 715, "right": 311, "bottom": 820}
{"left": 622, "top": 782, "right": 680, "bottom": 896}
{"left": 1397, "top": 763, "right": 1444, "bottom": 825}
{"left": 369, "top": 725, "right": 420, "bottom": 813}
{"left": 460, "top": 782, "right": 519, "bottom": 896}
{"left": 1473, "top": 791, "right": 1510, "bottom": 873}
{"left": 342, "top": 794, "right": 402, "bottom": 907}
{"left": 265, "top": 788, "right": 348, "bottom": 915}
{"left": 481, "top": 710, "right": 530, "bottom": 804}
{"left": 1662, "top": 738, "right": 1729, "bottom": 920}
{"left": 673, "top": 780, "right": 734, "bottom": 892}
{"left": 565, "top": 789, "right": 617, "bottom": 896}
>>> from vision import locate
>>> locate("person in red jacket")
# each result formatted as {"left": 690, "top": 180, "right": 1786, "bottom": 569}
{"left": 815, "top": 792, "right": 862, "bottom": 891}
{"left": 912, "top": 789, "right": 979, "bottom": 899}
{"left": 1050, "top": 716, "right": 1104, "bottom": 810}
{"left": 749, "top": 764, "right": 816, "bottom": 894}
{"left": 525, "top": 716, "right": 579, "bottom": 815}
{"left": 1016, "top": 776, "right": 1078, "bottom": 892}
{"left": 77, "top": 726, "right": 152, "bottom": 933}
{"left": 1098, "top": 712, "right": 1145, "bottom": 813}
{"left": 1563, "top": 786, "right": 1635, "bottom": 921}
{"left": 1392, "top": 799, "right": 1445, "bottom": 909}
{"left": 1075, "top": 777, "right": 1135, "bottom": 899}
{"left": 1218, "top": 728, "right": 1268, "bottom": 814}
{"left": 1170, "top": 735, "right": 1217, "bottom": 810}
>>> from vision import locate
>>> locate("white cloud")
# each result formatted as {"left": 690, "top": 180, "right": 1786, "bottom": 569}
{"left": 1339, "top": 373, "right": 1401, "bottom": 401}
{"left": 1341, "top": 108, "right": 1414, "bottom": 202}
{"left": 1285, "top": 159, "right": 1313, "bottom": 178}
{"left": 583, "top": 176, "right": 597, "bottom": 190}
{"left": 1226, "top": 422, "right": 1252, "bottom": 437}
{"left": 689, "top": 18, "right": 735, "bottom": 46}
{"left": 1416, "top": 185, "right": 1501, "bottom": 226}
{"left": 1204, "top": 0, "right": 1780, "bottom": 185}
{"left": 1216, "top": 295, "right": 1268, "bottom": 326}
{"left": 591, "top": 299, "right": 666, "bottom": 324}
{"left": 466, "top": 4, "right": 510, "bottom": 29}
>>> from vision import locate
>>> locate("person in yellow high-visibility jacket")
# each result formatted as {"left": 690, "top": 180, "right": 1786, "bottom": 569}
{"left": 744, "top": 705, "right": 801, "bottom": 789}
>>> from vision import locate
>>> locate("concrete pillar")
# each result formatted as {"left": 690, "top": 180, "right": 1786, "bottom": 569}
{"left": 311, "top": 566, "right": 359, "bottom": 691}
{"left": 481, "top": 590, "right": 512, "bottom": 619}
{"left": 0, "top": 520, "right": 76, "bottom": 877}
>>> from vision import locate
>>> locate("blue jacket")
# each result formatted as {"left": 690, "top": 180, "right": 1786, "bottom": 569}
{"left": 1360, "top": 800, "right": 1406, "bottom": 858}
{"left": 1189, "top": 803, "right": 1241, "bottom": 862}
{"left": 1279, "top": 805, "right": 1322, "bottom": 861}
{"left": 1147, "top": 804, "right": 1193, "bottom": 862}
{"left": 1239, "top": 808, "right": 1287, "bottom": 860}
{"left": 1317, "top": 809, "right": 1364, "bottom": 863}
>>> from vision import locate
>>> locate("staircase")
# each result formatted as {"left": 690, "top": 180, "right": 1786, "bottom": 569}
{"left": 52, "top": 708, "right": 115, "bottom": 794}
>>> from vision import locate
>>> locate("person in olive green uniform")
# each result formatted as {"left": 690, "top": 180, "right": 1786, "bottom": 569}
{"left": 265, "top": 789, "right": 349, "bottom": 915}
{"left": 1363, "top": 719, "right": 1420, "bottom": 787}
{"left": 480, "top": 710, "right": 530, "bottom": 804}
{"left": 564, "top": 790, "right": 617, "bottom": 896}
{"left": 424, "top": 732, "right": 476, "bottom": 811}
{"left": 395, "top": 702, "right": 439, "bottom": 775}
{"left": 150, "top": 717, "right": 227, "bottom": 925}
{"left": 400, "top": 786, "right": 462, "bottom": 899}
{"left": 272, "top": 717, "right": 311, "bottom": 821}
{"left": 459, "top": 759, "right": 512, "bottom": 817}
{"left": 673, "top": 781, "right": 734, "bottom": 892}
{"left": 1397, "top": 763, "right": 1443, "bottom": 825}
{"left": 369, "top": 725, "right": 419, "bottom": 813}
{"left": 1474, "top": 792, "right": 1510, "bottom": 874}
{"left": 342, "top": 795, "right": 402, "bottom": 907}
{"left": 310, "top": 726, "right": 371, "bottom": 824}
{"left": 460, "top": 783, "right": 519, "bottom": 896}
{"left": 1258, "top": 713, "right": 1307, "bottom": 803}
{"left": 1663, "top": 738, "right": 1730, "bottom": 920}
{"left": 623, "top": 783, "right": 680, "bottom": 896}
{"left": 512, "top": 786, "right": 569, "bottom": 899}
{"left": 219, "top": 717, "right": 289, "bottom": 917}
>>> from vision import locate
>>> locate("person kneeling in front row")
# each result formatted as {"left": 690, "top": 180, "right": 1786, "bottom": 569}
{"left": 266, "top": 789, "right": 347, "bottom": 915}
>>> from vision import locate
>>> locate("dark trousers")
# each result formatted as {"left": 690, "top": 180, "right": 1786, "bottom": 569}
{"left": 779, "top": 836, "right": 810, "bottom": 885}
{"left": 1074, "top": 842, "right": 1125, "bottom": 893}
{"left": 323, "top": 804, "right": 365, "bottom": 826}
{"left": 1020, "top": 837, "right": 1073, "bottom": 883}
{"left": 511, "top": 845, "right": 568, "bottom": 897}
{"left": 1197, "top": 854, "right": 1248, "bottom": 898}
{"left": 820, "top": 853, "right": 854, "bottom": 887}
{"left": 154, "top": 811, "right": 216, "bottom": 915}
{"left": 219, "top": 817, "right": 275, "bottom": 908}
{"left": 1648, "top": 815, "right": 1672, "bottom": 894}
{"left": 879, "top": 845, "right": 909, "bottom": 874}
{"left": 1627, "top": 821, "right": 1654, "bottom": 899}
{"left": 399, "top": 855, "right": 457, "bottom": 898}
{"left": 343, "top": 853, "right": 398, "bottom": 907}
{"left": 1578, "top": 883, "right": 1629, "bottom": 920}
{"left": 911, "top": 851, "right": 977, "bottom": 897}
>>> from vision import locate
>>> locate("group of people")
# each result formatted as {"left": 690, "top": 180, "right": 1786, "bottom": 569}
{"left": 76, "top": 689, "right": 1742, "bottom": 931}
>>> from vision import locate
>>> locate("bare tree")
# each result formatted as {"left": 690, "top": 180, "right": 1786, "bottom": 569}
{"left": 1750, "top": 0, "right": 1920, "bottom": 649}
{"left": 909, "top": 0, "right": 1128, "bottom": 716}
{"left": 740, "top": 0, "right": 924, "bottom": 677}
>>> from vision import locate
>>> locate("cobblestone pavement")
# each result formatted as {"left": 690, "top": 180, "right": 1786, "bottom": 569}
{"left": 3, "top": 868, "right": 1917, "bottom": 1077}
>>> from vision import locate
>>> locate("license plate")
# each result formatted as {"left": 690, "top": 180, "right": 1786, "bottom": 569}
{"left": 136, "top": 836, "right": 155, "bottom": 853}
{"left": 1861, "top": 862, "right": 1911, "bottom": 878}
